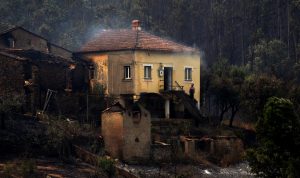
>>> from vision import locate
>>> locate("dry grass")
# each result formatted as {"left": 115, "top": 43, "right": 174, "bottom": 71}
{"left": 222, "top": 119, "right": 255, "bottom": 131}
{"left": 219, "top": 139, "right": 245, "bottom": 167}
{"left": 0, "top": 158, "right": 101, "bottom": 178}
{"left": 206, "top": 138, "right": 245, "bottom": 167}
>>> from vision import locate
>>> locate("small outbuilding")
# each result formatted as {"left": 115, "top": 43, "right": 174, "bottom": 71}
{"left": 101, "top": 102, "right": 151, "bottom": 163}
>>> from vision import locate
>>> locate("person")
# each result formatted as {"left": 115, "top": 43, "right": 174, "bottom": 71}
{"left": 189, "top": 84, "right": 195, "bottom": 100}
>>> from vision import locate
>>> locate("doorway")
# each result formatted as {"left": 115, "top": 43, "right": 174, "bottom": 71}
{"left": 164, "top": 67, "right": 173, "bottom": 91}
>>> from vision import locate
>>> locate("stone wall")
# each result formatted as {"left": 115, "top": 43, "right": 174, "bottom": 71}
{"left": 101, "top": 104, "right": 151, "bottom": 163}
{"left": 0, "top": 28, "right": 72, "bottom": 59}
{"left": 0, "top": 52, "right": 26, "bottom": 106}
{"left": 102, "top": 111, "right": 124, "bottom": 158}
{"left": 180, "top": 136, "right": 245, "bottom": 166}
{"left": 0, "top": 29, "right": 48, "bottom": 52}
{"left": 151, "top": 143, "right": 172, "bottom": 162}
{"left": 0, "top": 50, "right": 90, "bottom": 117}
{"left": 36, "top": 62, "right": 67, "bottom": 91}
{"left": 122, "top": 106, "right": 151, "bottom": 162}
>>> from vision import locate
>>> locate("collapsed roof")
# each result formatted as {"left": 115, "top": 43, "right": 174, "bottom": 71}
{"left": 0, "top": 48, "right": 74, "bottom": 65}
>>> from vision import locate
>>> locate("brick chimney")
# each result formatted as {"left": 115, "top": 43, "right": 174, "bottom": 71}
{"left": 132, "top": 20, "right": 141, "bottom": 31}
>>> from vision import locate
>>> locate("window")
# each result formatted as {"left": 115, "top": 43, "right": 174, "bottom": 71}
{"left": 66, "top": 65, "right": 74, "bottom": 91}
{"left": 89, "top": 65, "right": 95, "bottom": 79}
{"left": 184, "top": 67, "right": 192, "bottom": 81}
{"left": 124, "top": 66, "right": 131, "bottom": 79}
{"left": 144, "top": 65, "right": 152, "bottom": 79}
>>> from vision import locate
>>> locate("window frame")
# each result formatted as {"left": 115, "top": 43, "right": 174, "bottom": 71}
{"left": 124, "top": 65, "right": 131, "bottom": 80}
{"left": 184, "top": 67, "right": 193, "bottom": 81}
{"left": 143, "top": 64, "right": 152, "bottom": 80}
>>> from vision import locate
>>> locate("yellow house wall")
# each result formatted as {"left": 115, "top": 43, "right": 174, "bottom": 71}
{"left": 134, "top": 51, "right": 201, "bottom": 102}
{"left": 107, "top": 51, "right": 135, "bottom": 95}
{"left": 80, "top": 51, "right": 135, "bottom": 95}
{"left": 80, "top": 53, "right": 109, "bottom": 94}
{"left": 80, "top": 50, "right": 201, "bottom": 102}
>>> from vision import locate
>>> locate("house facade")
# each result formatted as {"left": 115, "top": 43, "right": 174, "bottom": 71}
{"left": 75, "top": 20, "right": 201, "bottom": 119}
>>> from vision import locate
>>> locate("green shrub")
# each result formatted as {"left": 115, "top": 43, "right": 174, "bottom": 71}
{"left": 246, "top": 97, "right": 300, "bottom": 178}
{"left": 97, "top": 157, "right": 115, "bottom": 177}
{"left": 20, "top": 159, "right": 37, "bottom": 178}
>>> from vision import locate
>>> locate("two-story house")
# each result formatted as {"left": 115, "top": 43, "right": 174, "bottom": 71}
{"left": 75, "top": 20, "right": 201, "bottom": 120}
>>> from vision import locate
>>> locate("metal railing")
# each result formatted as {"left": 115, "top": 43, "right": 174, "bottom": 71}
{"left": 159, "top": 81, "right": 184, "bottom": 92}
{"left": 175, "top": 81, "right": 184, "bottom": 90}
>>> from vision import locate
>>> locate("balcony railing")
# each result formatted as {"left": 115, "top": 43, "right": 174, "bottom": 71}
{"left": 159, "top": 81, "right": 184, "bottom": 92}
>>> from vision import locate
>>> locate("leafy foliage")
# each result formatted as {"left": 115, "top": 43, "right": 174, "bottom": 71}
{"left": 246, "top": 97, "right": 300, "bottom": 178}
{"left": 0, "top": 0, "right": 299, "bottom": 70}
{"left": 97, "top": 157, "right": 116, "bottom": 177}
{"left": 205, "top": 59, "right": 247, "bottom": 125}
{"left": 241, "top": 74, "right": 283, "bottom": 120}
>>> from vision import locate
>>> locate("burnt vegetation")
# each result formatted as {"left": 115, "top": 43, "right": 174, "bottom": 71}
{"left": 0, "top": 0, "right": 300, "bottom": 177}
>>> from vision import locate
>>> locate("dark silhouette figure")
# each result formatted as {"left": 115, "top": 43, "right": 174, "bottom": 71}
{"left": 189, "top": 84, "right": 195, "bottom": 100}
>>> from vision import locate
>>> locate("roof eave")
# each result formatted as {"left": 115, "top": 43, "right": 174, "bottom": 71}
{"left": 75, "top": 48, "right": 200, "bottom": 55}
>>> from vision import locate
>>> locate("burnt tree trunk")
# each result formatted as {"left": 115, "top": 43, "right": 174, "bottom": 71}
{"left": 229, "top": 105, "right": 239, "bottom": 127}
{"left": 219, "top": 105, "right": 229, "bottom": 123}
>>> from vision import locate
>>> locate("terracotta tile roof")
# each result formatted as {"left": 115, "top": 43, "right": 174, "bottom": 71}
{"left": 78, "top": 29, "right": 198, "bottom": 53}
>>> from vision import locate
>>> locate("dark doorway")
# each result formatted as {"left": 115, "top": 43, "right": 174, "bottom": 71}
{"left": 164, "top": 67, "right": 173, "bottom": 91}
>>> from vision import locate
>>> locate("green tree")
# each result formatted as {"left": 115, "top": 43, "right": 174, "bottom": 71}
{"left": 241, "top": 74, "right": 283, "bottom": 120}
{"left": 246, "top": 97, "right": 300, "bottom": 178}
{"left": 252, "top": 39, "right": 288, "bottom": 76}
{"left": 208, "top": 59, "right": 246, "bottom": 126}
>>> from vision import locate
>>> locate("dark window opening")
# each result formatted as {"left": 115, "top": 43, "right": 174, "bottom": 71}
{"left": 144, "top": 65, "right": 152, "bottom": 79}
{"left": 8, "top": 38, "right": 15, "bottom": 48}
{"left": 124, "top": 66, "right": 131, "bottom": 79}
{"left": 23, "top": 64, "right": 32, "bottom": 80}
{"left": 184, "top": 67, "right": 192, "bottom": 81}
